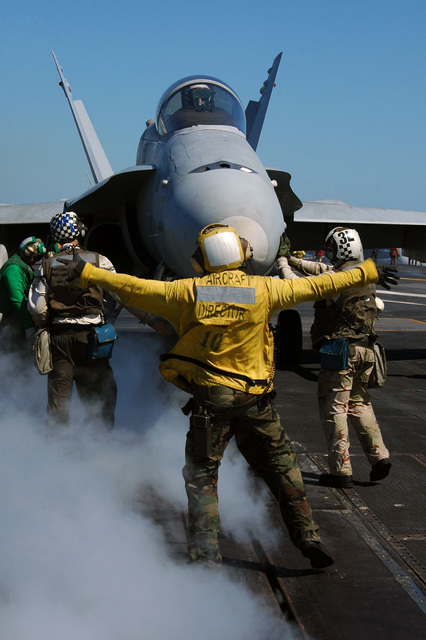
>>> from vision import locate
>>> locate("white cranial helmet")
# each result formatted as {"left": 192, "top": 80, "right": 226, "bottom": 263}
{"left": 324, "top": 227, "right": 364, "bottom": 263}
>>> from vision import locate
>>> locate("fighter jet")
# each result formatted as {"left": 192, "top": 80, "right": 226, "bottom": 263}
{"left": 0, "top": 52, "right": 424, "bottom": 275}
{"left": 0, "top": 52, "right": 301, "bottom": 278}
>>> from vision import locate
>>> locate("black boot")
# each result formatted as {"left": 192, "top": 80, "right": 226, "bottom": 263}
{"left": 318, "top": 473, "right": 353, "bottom": 488}
{"left": 370, "top": 458, "right": 391, "bottom": 482}
{"left": 300, "top": 541, "right": 334, "bottom": 568}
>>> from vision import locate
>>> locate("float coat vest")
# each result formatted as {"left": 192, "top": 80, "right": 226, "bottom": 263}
{"left": 311, "top": 261, "right": 377, "bottom": 349}
{"left": 43, "top": 249, "right": 103, "bottom": 321}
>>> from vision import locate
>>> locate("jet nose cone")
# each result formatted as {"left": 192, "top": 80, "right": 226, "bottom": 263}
{"left": 163, "top": 168, "right": 285, "bottom": 276}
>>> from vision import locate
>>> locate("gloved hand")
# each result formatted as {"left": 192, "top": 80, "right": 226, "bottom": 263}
{"left": 377, "top": 266, "right": 399, "bottom": 290}
{"left": 57, "top": 248, "right": 86, "bottom": 281}
{"left": 276, "top": 256, "right": 297, "bottom": 279}
{"left": 151, "top": 318, "right": 173, "bottom": 336}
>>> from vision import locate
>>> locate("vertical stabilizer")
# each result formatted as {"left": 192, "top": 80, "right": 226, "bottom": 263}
{"left": 52, "top": 51, "right": 114, "bottom": 184}
{"left": 245, "top": 52, "right": 282, "bottom": 151}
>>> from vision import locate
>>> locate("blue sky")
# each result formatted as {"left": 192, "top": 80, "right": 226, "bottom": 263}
{"left": 1, "top": 0, "right": 425, "bottom": 211}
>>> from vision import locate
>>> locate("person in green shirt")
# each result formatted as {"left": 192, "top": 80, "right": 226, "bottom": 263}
{"left": 0, "top": 237, "right": 46, "bottom": 351}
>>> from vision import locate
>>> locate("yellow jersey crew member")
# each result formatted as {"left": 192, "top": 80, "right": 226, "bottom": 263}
{"left": 58, "top": 224, "right": 398, "bottom": 569}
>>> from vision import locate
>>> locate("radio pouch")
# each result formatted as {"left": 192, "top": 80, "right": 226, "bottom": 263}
{"left": 33, "top": 327, "right": 53, "bottom": 375}
{"left": 88, "top": 323, "right": 117, "bottom": 359}
{"left": 319, "top": 337, "right": 349, "bottom": 370}
{"left": 191, "top": 412, "right": 212, "bottom": 458}
{"left": 368, "top": 341, "right": 387, "bottom": 388}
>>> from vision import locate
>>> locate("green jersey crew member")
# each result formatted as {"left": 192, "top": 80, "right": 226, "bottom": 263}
{"left": 59, "top": 223, "right": 398, "bottom": 569}
{"left": 0, "top": 237, "right": 46, "bottom": 352}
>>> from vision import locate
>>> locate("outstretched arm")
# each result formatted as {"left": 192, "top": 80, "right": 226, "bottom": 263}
{"left": 268, "top": 258, "right": 398, "bottom": 314}
{"left": 58, "top": 249, "right": 181, "bottom": 323}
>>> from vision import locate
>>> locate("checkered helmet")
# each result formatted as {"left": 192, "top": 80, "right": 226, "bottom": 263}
{"left": 324, "top": 227, "right": 363, "bottom": 264}
{"left": 49, "top": 212, "right": 83, "bottom": 243}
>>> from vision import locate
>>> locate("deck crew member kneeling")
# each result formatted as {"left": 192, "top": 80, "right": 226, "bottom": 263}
{"left": 58, "top": 223, "right": 398, "bottom": 568}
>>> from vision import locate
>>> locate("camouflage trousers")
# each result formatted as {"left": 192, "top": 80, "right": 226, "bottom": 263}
{"left": 183, "top": 385, "right": 320, "bottom": 565}
{"left": 318, "top": 342, "right": 389, "bottom": 476}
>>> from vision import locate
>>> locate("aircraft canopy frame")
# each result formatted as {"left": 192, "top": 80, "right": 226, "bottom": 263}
{"left": 156, "top": 75, "right": 246, "bottom": 136}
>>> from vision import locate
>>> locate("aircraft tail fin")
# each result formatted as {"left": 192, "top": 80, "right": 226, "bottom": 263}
{"left": 52, "top": 51, "right": 114, "bottom": 184}
{"left": 245, "top": 52, "right": 282, "bottom": 151}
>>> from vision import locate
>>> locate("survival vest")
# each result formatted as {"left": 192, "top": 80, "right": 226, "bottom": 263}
{"left": 42, "top": 249, "right": 104, "bottom": 321}
{"left": 311, "top": 282, "right": 377, "bottom": 348}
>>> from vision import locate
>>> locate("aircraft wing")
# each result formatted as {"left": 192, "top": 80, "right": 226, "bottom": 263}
{"left": 0, "top": 165, "right": 153, "bottom": 223}
{"left": 295, "top": 200, "right": 426, "bottom": 225}
{"left": 0, "top": 201, "right": 65, "bottom": 254}
{"left": 66, "top": 165, "right": 156, "bottom": 218}
{"left": 282, "top": 198, "right": 426, "bottom": 257}
{"left": 0, "top": 201, "right": 64, "bottom": 224}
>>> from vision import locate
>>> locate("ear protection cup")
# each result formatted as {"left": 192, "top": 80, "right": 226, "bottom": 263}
{"left": 78, "top": 220, "right": 88, "bottom": 238}
{"left": 191, "top": 247, "right": 206, "bottom": 275}
{"left": 324, "top": 235, "right": 338, "bottom": 263}
{"left": 239, "top": 237, "right": 252, "bottom": 262}
{"left": 37, "top": 241, "right": 46, "bottom": 255}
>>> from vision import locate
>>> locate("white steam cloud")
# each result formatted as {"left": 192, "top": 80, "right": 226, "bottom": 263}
{"left": 0, "top": 332, "right": 296, "bottom": 639}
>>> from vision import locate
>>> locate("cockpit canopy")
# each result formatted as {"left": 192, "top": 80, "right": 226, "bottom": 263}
{"left": 156, "top": 75, "right": 246, "bottom": 136}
